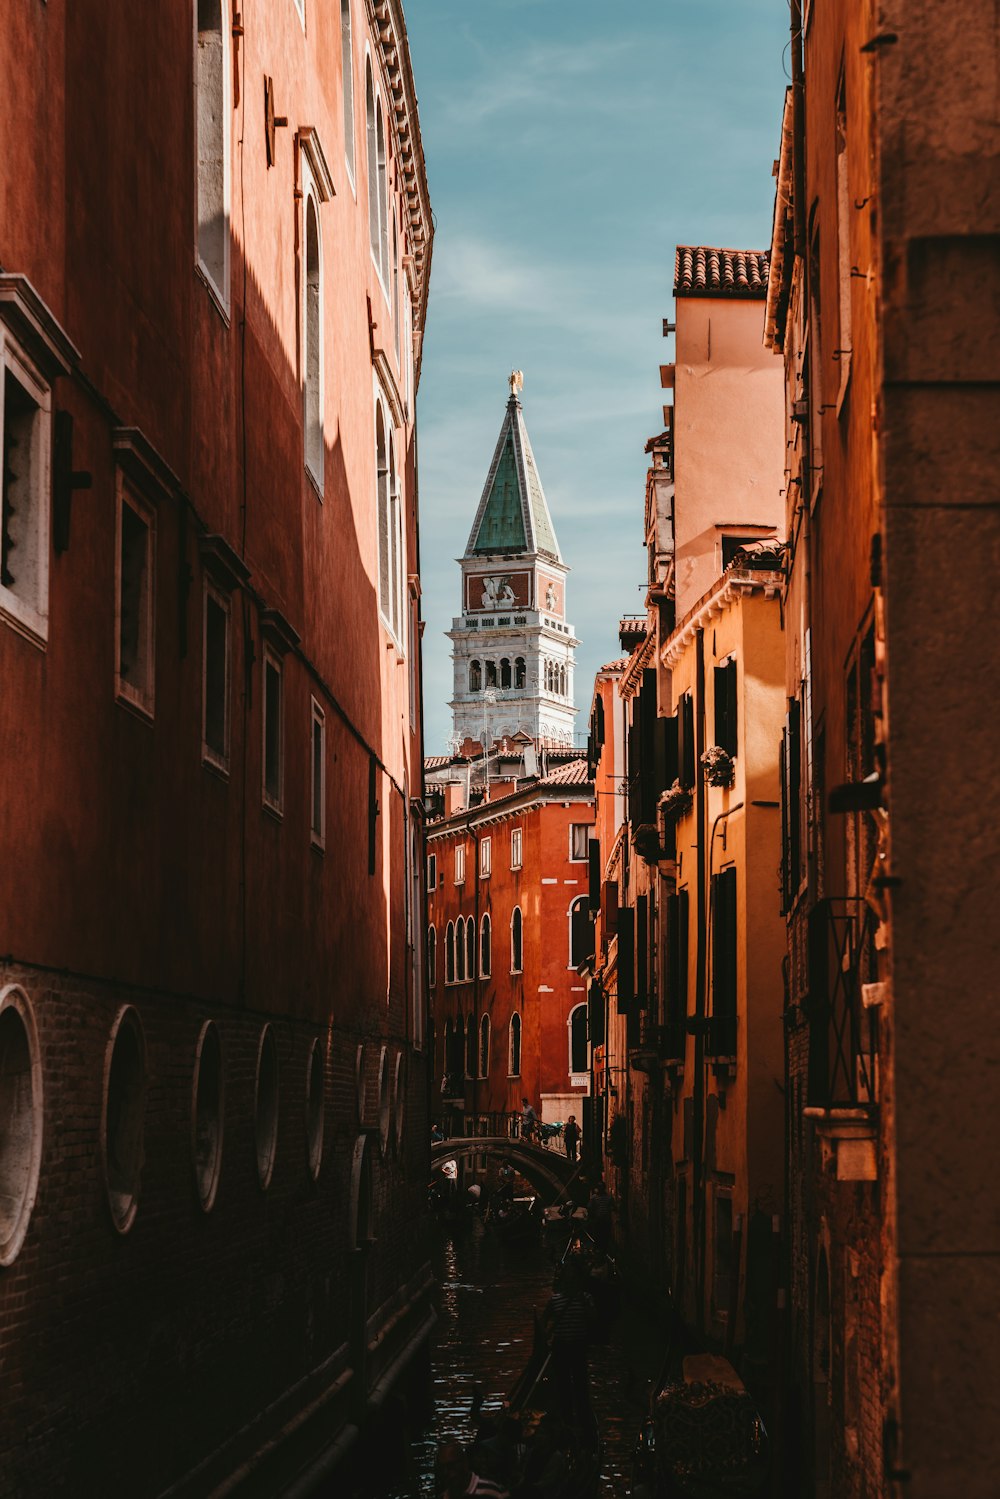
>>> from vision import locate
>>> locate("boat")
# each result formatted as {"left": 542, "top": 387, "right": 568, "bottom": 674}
{"left": 631, "top": 1353, "right": 769, "bottom": 1498}
{"left": 484, "top": 1191, "right": 541, "bottom": 1245}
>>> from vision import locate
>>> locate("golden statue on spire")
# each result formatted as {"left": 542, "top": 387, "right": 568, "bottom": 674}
{"left": 508, "top": 369, "right": 524, "bottom": 398}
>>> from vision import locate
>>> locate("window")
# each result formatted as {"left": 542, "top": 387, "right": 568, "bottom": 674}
{"left": 510, "top": 827, "right": 523, "bottom": 870}
{"left": 569, "top": 1003, "right": 588, "bottom": 1077}
{"left": 466, "top": 918, "right": 476, "bottom": 980}
{"left": 116, "top": 485, "right": 155, "bottom": 717}
{"left": 454, "top": 844, "right": 465, "bottom": 885}
{"left": 469, "top": 659, "right": 482, "bottom": 693}
{"left": 714, "top": 658, "right": 738, "bottom": 758}
{"left": 202, "top": 583, "right": 230, "bottom": 770}
{"left": 192, "top": 1020, "right": 224, "bottom": 1212}
{"left": 456, "top": 917, "right": 466, "bottom": 982}
{"left": 445, "top": 921, "right": 455, "bottom": 985}
{"left": 427, "top": 852, "right": 437, "bottom": 889}
{"left": 508, "top": 1013, "right": 522, "bottom": 1077}
{"left": 570, "top": 823, "right": 589, "bottom": 861}
{"left": 465, "top": 1016, "right": 476, "bottom": 1079}
{"left": 388, "top": 433, "right": 403, "bottom": 641}
{"left": 511, "top": 906, "right": 523, "bottom": 973}
{"left": 427, "top": 925, "right": 437, "bottom": 987}
{"left": 103, "top": 1006, "right": 147, "bottom": 1233}
{"left": 341, "top": 0, "right": 355, "bottom": 184}
{"left": 721, "top": 535, "right": 760, "bottom": 568}
{"left": 500, "top": 657, "right": 511, "bottom": 688}
{"left": 0, "top": 337, "right": 50, "bottom": 644}
{"left": 480, "top": 914, "right": 491, "bottom": 977}
{"left": 485, "top": 659, "right": 497, "bottom": 688}
{"left": 376, "top": 402, "right": 390, "bottom": 625}
{"left": 514, "top": 657, "right": 525, "bottom": 689}
{"left": 710, "top": 868, "right": 738, "bottom": 1056}
{"left": 678, "top": 691, "right": 696, "bottom": 788}
{"left": 262, "top": 649, "right": 283, "bottom": 813}
{"left": 480, "top": 837, "right": 491, "bottom": 879}
{"left": 569, "top": 896, "right": 592, "bottom": 969}
{"left": 195, "top": 0, "right": 230, "bottom": 309}
{"left": 376, "top": 103, "right": 389, "bottom": 284}
{"left": 310, "top": 698, "right": 326, "bottom": 848}
{"left": 303, "top": 193, "right": 323, "bottom": 487}
{"left": 479, "top": 1015, "right": 490, "bottom": 1079}
{"left": 365, "top": 62, "right": 379, "bottom": 268}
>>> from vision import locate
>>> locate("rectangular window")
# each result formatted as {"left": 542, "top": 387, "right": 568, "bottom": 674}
{"left": 427, "top": 852, "right": 437, "bottom": 890}
{"left": 0, "top": 339, "right": 50, "bottom": 644}
{"left": 116, "top": 485, "right": 155, "bottom": 717}
{"left": 714, "top": 658, "right": 738, "bottom": 758}
{"left": 569, "top": 823, "right": 590, "bottom": 861}
{"left": 202, "top": 583, "right": 230, "bottom": 769}
{"left": 195, "top": 0, "right": 230, "bottom": 310}
{"left": 710, "top": 868, "right": 738, "bottom": 1056}
{"left": 510, "top": 827, "right": 523, "bottom": 870}
{"left": 454, "top": 844, "right": 465, "bottom": 885}
{"left": 479, "top": 837, "right": 491, "bottom": 879}
{"left": 262, "top": 649, "right": 283, "bottom": 813}
{"left": 310, "top": 698, "right": 326, "bottom": 848}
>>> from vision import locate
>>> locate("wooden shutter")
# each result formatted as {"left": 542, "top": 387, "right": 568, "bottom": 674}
{"left": 635, "top": 895, "right": 648, "bottom": 1009}
{"left": 710, "top": 869, "right": 738, "bottom": 1055}
{"left": 679, "top": 692, "right": 696, "bottom": 787}
{"left": 588, "top": 839, "right": 601, "bottom": 911}
{"left": 616, "top": 906, "right": 634, "bottom": 1015}
{"left": 714, "top": 659, "right": 738, "bottom": 757}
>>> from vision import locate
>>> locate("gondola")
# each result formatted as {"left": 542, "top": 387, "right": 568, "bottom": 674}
{"left": 484, "top": 1191, "right": 541, "bottom": 1245}
{"left": 631, "top": 1353, "right": 769, "bottom": 1498}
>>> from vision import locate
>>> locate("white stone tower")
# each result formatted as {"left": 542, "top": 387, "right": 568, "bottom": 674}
{"left": 448, "top": 375, "right": 578, "bottom": 748}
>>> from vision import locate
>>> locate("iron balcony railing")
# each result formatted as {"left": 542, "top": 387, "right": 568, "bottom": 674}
{"left": 807, "top": 896, "right": 879, "bottom": 1108}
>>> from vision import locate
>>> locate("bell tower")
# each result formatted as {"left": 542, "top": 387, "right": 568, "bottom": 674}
{"left": 448, "top": 375, "right": 578, "bottom": 748}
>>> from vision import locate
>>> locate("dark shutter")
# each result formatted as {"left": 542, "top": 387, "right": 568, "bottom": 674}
{"left": 664, "top": 712, "right": 679, "bottom": 786}
{"left": 602, "top": 880, "right": 618, "bottom": 942}
{"left": 635, "top": 895, "right": 648, "bottom": 1009}
{"left": 665, "top": 889, "right": 689, "bottom": 1058}
{"left": 714, "top": 659, "right": 738, "bottom": 757}
{"left": 788, "top": 697, "right": 802, "bottom": 892}
{"left": 588, "top": 839, "right": 601, "bottom": 911}
{"left": 640, "top": 669, "right": 658, "bottom": 822}
{"left": 616, "top": 906, "right": 634, "bottom": 1015}
{"left": 588, "top": 981, "right": 605, "bottom": 1049}
{"left": 679, "top": 693, "right": 696, "bottom": 787}
{"left": 710, "top": 869, "right": 738, "bottom": 1055}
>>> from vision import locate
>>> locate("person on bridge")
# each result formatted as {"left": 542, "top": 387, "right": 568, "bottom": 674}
{"left": 520, "top": 1097, "right": 538, "bottom": 1142}
{"left": 563, "top": 1114, "right": 580, "bottom": 1163}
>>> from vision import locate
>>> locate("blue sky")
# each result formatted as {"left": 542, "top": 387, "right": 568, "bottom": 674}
{"left": 406, "top": 1, "right": 791, "bottom": 753}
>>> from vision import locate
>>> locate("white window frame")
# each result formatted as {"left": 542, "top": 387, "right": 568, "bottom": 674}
{"left": 262, "top": 646, "right": 284, "bottom": 815}
{"left": 445, "top": 920, "right": 455, "bottom": 985}
{"left": 341, "top": 0, "right": 356, "bottom": 190}
{"left": 201, "top": 579, "right": 231, "bottom": 772}
{"left": 510, "top": 906, "right": 523, "bottom": 974}
{"left": 480, "top": 914, "right": 491, "bottom": 978}
{"left": 456, "top": 917, "right": 466, "bottom": 983}
{"left": 479, "top": 837, "right": 492, "bottom": 879}
{"left": 194, "top": 0, "right": 231, "bottom": 317}
{"left": 427, "top": 852, "right": 437, "bottom": 889}
{"left": 569, "top": 823, "right": 590, "bottom": 861}
{"left": 510, "top": 827, "right": 523, "bottom": 870}
{"left": 0, "top": 329, "right": 51, "bottom": 646}
{"left": 454, "top": 844, "right": 465, "bottom": 886}
{"left": 568, "top": 1002, "right": 589, "bottom": 1085}
{"left": 310, "top": 697, "right": 326, "bottom": 849}
{"left": 292, "top": 0, "right": 306, "bottom": 31}
{"left": 302, "top": 165, "right": 324, "bottom": 493}
{"left": 114, "top": 478, "right": 156, "bottom": 720}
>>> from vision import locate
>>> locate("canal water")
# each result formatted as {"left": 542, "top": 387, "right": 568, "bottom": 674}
{"left": 345, "top": 1215, "right": 665, "bottom": 1497}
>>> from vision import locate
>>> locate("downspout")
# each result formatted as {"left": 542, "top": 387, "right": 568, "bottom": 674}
{"left": 693, "top": 628, "right": 708, "bottom": 1326}
{"left": 469, "top": 814, "right": 481, "bottom": 1132}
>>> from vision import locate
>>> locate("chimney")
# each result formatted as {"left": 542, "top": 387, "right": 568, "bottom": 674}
{"left": 444, "top": 781, "right": 466, "bottom": 817}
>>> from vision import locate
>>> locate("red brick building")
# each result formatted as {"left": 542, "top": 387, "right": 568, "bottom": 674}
{"left": 427, "top": 752, "right": 595, "bottom": 1141}
{"left": 0, "top": 2, "right": 432, "bottom": 1492}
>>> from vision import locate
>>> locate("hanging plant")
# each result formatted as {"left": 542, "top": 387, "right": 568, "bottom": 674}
{"left": 659, "top": 779, "right": 693, "bottom": 819}
{"left": 701, "top": 745, "right": 735, "bottom": 787}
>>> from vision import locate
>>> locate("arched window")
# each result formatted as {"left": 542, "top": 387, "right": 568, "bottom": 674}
{"left": 569, "top": 1003, "right": 588, "bottom": 1076}
{"left": 456, "top": 917, "right": 466, "bottom": 982}
{"left": 427, "top": 924, "right": 436, "bottom": 987}
{"left": 304, "top": 193, "right": 323, "bottom": 486}
{"left": 365, "top": 62, "right": 378, "bottom": 265}
{"left": 479, "top": 1015, "right": 490, "bottom": 1079}
{"left": 376, "top": 402, "right": 390, "bottom": 622}
{"left": 388, "top": 432, "right": 402, "bottom": 639}
{"left": 465, "top": 1016, "right": 476, "bottom": 1078}
{"left": 485, "top": 660, "right": 497, "bottom": 688}
{"left": 393, "top": 217, "right": 400, "bottom": 363}
{"left": 469, "top": 659, "right": 482, "bottom": 693}
{"left": 500, "top": 658, "right": 511, "bottom": 689}
{"left": 569, "top": 896, "right": 592, "bottom": 969}
{"left": 511, "top": 906, "right": 523, "bottom": 973}
{"left": 466, "top": 918, "right": 476, "bottom": 979}
{"left": 376, "top": 102, "right": 389, "bottom": 279}
{"left": 508, "top": 1013, "right": 522, "bottom": 1077}
{"left": 515, "top": 657, "right": 525, "bottom": 689}
{"left": 445, "top": 920, "right": 455, "bottom": 984}
{"left": 341, "top": 1, "right": 355, "bottom": 181}
{"left": 480, "top": 914, "right": 491, "bottom": 977}
{"left": 559, "top": 665, "right": 566, "bottom": 696}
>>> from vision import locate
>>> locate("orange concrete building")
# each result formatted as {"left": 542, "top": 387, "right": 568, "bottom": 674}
{"left": 0, "top": 2, "right": 433, "bottom": 1491}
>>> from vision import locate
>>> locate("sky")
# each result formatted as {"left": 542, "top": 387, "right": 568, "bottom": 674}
{"left": 405, "top": 1, "right": 791, "bottom": 754}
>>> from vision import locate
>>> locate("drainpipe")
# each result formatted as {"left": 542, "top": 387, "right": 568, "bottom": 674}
{"left": 469, "top": 814, "right": 481, "bottom": 1137}
{"left": 693, "top": 628, "right": 708, "bottom": 1326}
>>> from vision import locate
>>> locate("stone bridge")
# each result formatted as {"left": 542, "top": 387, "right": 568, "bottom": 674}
{"left": 430, "top": 1136, "right": 577, "bottom": 1200}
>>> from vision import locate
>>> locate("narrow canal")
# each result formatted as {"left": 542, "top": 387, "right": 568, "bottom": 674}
{"left": 340, "top": 1213, "right": 665, "bottom": 1497}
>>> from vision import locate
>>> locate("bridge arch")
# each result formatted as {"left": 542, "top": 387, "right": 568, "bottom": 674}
{"left": 430, "top": 1137, "right": 573, "bottom": 1199}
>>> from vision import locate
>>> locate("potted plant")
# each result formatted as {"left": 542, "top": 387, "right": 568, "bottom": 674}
{"left": 701, "top": 745, "right": 735, "bottom": 788}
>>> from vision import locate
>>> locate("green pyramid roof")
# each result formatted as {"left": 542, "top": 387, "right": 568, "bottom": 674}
{"left": 466, "top": 394, "right": 562, "bottom": 563}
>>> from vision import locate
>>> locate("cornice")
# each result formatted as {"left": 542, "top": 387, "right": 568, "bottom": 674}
{"left": 618, "top": 627, "right": 656, "bottom": 699}
{"left": 426, "top": 783, "right": 595, "bottom": 841}
{"left": 661, "top": 569, "right": 784, "bottom": 669}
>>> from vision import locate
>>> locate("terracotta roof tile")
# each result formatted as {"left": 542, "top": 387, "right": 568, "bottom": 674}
{"left": 674, "top": 246, "right": 770, "bottom": 300}
{"left": 542, "top": 758, "right": 591, "bottom": 787}
{"left": 598, "top": 656, "right": 629, "bottom": 673}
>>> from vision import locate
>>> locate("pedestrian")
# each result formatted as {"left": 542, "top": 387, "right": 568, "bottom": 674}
{"left": 586, "top": 1179, "right": 614, "bottom": 1254}
{"left": 520, "top": 1096, "right": 538, "bottom": 1143}
{"left": 431, "top": 1119, "right": 445, "bottom": 1144}
{"left": 439, "top": 1441, "right": 511, "bottom": 1499}
{"left": 563, "top": 1114, "right": 580, "bottom": 1163}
